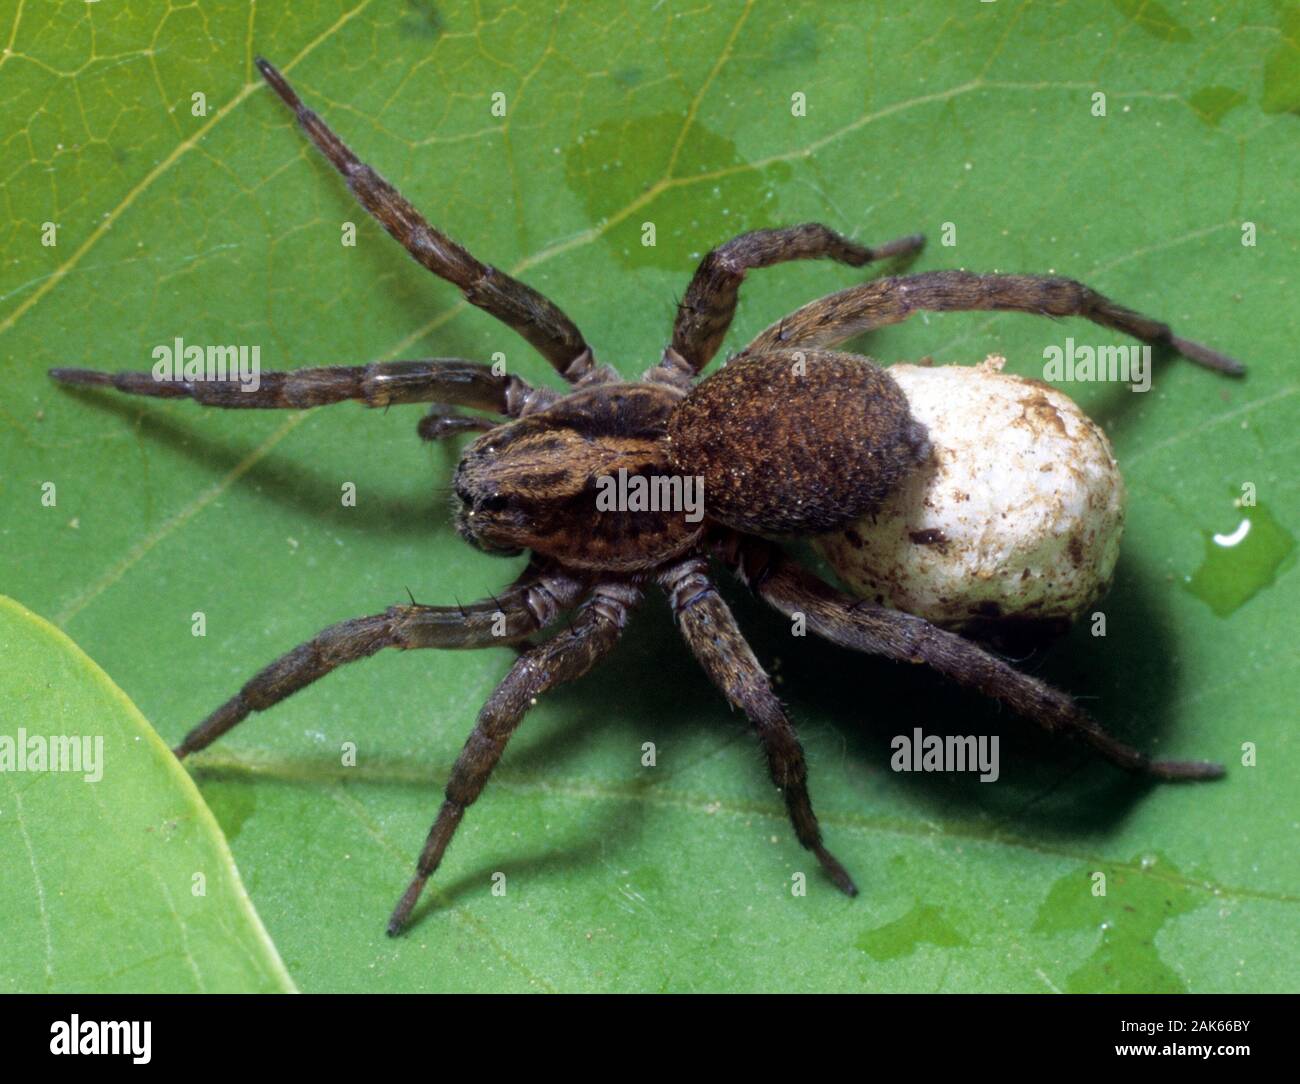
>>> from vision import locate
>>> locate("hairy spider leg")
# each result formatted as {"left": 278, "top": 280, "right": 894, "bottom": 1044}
{"left": 387, "top": 581, "right": 641, "bottom": 934}
{"left": 254, "top": 57, "right": 596, "bottom": 381}
{"left": 724, "top": 536, "right": 1225, "bottom": 782}
{"left": 660, "top": 556, "right": 860, "bottom": 896}
{"left": 50, "top": 359, "right": 551, "bottom": 418}
{"left": 173, "top": 570, "right": 585, "bottom": 759}
{"left": 746, "top": 270, "right": 1245, "bottom": 375}
{"left": 658, "top": 224, "right": 924, "bottom": 381}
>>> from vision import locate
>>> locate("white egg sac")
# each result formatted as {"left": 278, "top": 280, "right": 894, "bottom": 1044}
{"left": 814, "top": 357, "right": 1126, "bottom": 634}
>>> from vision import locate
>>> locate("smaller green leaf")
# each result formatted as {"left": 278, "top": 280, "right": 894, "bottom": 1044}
{"left": 0, "top": 595, "right": 295, "bottom": 993}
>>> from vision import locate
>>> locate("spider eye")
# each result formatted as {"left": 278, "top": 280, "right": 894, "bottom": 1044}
{"left": 478, "top": 494, "right": 508, "bottom": 513}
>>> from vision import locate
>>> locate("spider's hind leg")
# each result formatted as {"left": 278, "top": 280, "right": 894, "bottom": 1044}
{"left": 660, "top": 556, "right": 859, "bottom": 897}
{"left": 725, "top": 537, "right": 1224, "bottom": 782}
{"left": 745, "top": 270, "right": 1245, "bottom": 376}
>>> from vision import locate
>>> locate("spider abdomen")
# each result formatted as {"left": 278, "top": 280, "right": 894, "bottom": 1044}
{"left": 666, "top": 349, "right": 931, "bottom": 535}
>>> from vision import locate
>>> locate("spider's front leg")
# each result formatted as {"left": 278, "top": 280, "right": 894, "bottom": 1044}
{"left": 387, "top": 581, "right": 642, "bottom": 935}
{"left": 656, "top": 224, "right": 924, "bottom": 381}
{"left": 724, "top": 537, "right": 1224, "bottom": 782}
{"left": 659, "top": 556, "right": 859, "bottom": 896}
{"left": 50, "top": 358, "right": 554, "bottom": 419}
{"left": 254, "top": 58, "right": 597, "bottom": 382}
{"left": 746, "top": 269, "right": 1245, "bottom": 375}
{"left": 173, "top": 566, "right": 585, "bottom": 759}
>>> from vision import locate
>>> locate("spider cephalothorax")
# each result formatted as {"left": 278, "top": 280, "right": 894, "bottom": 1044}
{"left": 51, "top": 59, "right": 1244, "bottom": 935}
{"left": 453, "top": 382, "right": 702, "bottom": 569}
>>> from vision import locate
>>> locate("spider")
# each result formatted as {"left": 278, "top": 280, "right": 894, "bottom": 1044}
{"left": 50, "top": 58, "right": 1244, "bottom": 936}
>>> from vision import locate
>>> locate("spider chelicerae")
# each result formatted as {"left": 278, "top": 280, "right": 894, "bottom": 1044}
{"left": 51, "top": 58, "right": 1244, "bottom": 935}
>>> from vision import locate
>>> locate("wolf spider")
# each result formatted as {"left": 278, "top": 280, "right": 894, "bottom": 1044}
{"left": 51, "top": 59, "right": 1243, "bottom": 935}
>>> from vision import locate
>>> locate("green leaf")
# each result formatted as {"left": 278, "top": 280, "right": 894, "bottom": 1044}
{"left": 2, "top": 1, "right": 1296, "bottom": 992}
{"left": 0, "top": 596, "right": 294, "bottom": 993}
